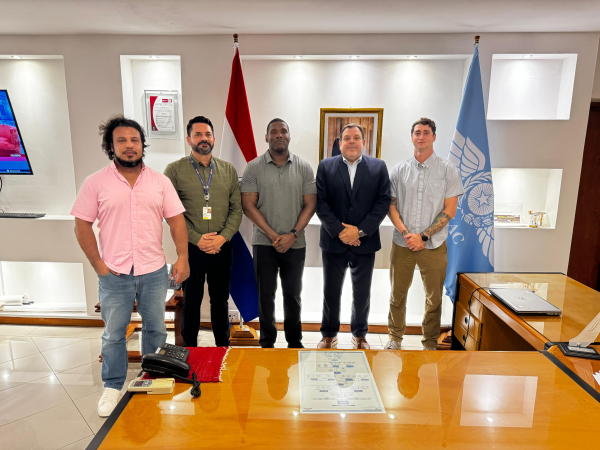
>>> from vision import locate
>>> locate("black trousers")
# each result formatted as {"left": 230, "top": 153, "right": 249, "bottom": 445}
{"left": 321, "top": 249, "right": 376, "bottom": 338}
{"left": 253, "top": 245, "right": 306, "bottom": 348}
{"left": 182, "top": 241, "right": 233, "bottom": 347}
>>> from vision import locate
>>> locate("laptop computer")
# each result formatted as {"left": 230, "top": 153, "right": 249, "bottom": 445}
{"left": 489, "top": 288, "right": 562, "bottom": 316}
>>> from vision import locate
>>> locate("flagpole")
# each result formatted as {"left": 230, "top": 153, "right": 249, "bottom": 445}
{"left": 474, "top": 35, "right": 480, "bottom": 46}
{"left": 233, "top": 33, "right": 239, "bottom": 51}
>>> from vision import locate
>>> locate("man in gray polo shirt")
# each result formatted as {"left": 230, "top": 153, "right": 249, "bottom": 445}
{"left": 241, "top": 118, "right": 317, "bottom": 348}
{"left": 385, "top": 117, "right": 464, "bottom": 350}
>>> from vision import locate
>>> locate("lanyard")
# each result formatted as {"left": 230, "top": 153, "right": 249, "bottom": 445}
{"left": 189, "top": 156, "right": 214, "bottom": 202}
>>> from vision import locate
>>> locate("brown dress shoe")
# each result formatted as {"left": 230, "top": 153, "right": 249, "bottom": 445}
{"left": 317, "top": 336, "right": 338, "bottom": 349}
{"left": 352, "top": 336, "right": 370, "bottom": 350}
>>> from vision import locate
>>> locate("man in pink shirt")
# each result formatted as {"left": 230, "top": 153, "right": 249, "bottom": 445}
{"left": 71, "top": 115, "right": 190, "bottom": 417}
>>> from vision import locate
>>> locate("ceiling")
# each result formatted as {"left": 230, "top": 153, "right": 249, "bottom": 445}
{"left": 1, "top": 0, "right": 600, "bottom": 35}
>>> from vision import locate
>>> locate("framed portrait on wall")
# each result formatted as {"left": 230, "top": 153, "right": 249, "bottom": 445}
{"left": 144, "top": 90, "right": 180, "bottom": 139}
{"left": 319, "top": 108, "right": 384, "bottom": 161}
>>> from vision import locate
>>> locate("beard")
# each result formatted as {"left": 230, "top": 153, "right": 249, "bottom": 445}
{"left": 193, "top": 141, "right": 214, "bottom": 155}
{"left": 114, "top": 154, "right": 144, "bottom": 168}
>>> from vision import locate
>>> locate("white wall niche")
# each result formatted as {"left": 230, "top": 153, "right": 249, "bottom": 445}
{"left": 0, "top": 55, "right": 77, "bottom": 214}
{"left": 120, "top": 55, "right": 185, "bottom": 174}
{"left": 492, "top": 168, "right": 562, "bottom": 229}
{"left": 0, "top": 261, "right": 86, "bottom": 315}
{"left": 487, "top": 54, "right": 577, "bottom": 120}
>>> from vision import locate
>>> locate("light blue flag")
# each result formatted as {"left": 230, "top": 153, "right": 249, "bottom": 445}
{"left": 445, "top": 43, "right": 494, "bottom": 301}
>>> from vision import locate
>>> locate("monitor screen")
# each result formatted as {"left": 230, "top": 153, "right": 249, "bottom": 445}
{"left": 0, "top": 90, "right": 33, "bottom": 175}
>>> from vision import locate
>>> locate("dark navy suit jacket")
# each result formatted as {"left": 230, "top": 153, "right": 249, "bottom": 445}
{"left": 316, "top": 154, "right": 391, "bottom": 254}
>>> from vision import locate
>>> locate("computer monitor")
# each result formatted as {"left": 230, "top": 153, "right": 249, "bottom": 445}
{"left": 0, "top": 90, "right": 33, "bottom": 175}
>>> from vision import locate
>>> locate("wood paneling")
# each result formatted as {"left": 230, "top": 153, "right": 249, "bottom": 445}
{"left": 568, "top": 102, "right": 600, "bottom": 289}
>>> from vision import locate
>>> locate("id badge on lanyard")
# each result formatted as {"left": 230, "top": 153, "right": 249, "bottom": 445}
{"left": 190, "top": 157, "right": 214, "bottom": 220}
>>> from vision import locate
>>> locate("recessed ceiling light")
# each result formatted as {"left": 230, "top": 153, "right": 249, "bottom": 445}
{"left": 293, "top": 56, "right": 303, "bottom": 59}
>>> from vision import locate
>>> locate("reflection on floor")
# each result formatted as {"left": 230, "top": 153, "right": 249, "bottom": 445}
{"left": 0, "top": 325, "right": 426, "bottom": 450}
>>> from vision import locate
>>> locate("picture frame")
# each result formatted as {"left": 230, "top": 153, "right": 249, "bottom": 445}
{"left": 319, "top": 108, "right": 384, "bottom": 161}
{"left": 144, "top": 90, "right": 180, "bottom": 139}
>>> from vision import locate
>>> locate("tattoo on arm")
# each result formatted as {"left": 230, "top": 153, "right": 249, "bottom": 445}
{"left": 391, "top": 197, "right": 397, "bottom": 206}
{"left": 396, "top": 211, "right": 409, "bottom": 236}
{"left": 423, "top": 212, "right": 451, "bottom": 238}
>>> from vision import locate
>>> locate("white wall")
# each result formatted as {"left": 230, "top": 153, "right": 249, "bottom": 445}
{"left": 122, "top": 57, "right": 186, "bottom": 174}
{"left": 0, "top": 32, "right": 597, "bottom": 317}
{"left": 0, "top": 58, "right": 76, "bottom": 214}
{"left": 592, "top": 42, "right": 600, "bottom": 100}
{"left": 241, "top": 59, "right": 465, "bottom": 170}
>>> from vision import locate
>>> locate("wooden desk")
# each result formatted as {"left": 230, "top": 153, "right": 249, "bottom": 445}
{"left": 545, "top": 344, "right": 600, "bottom": 396}
{"left": 453, "top": 273, "right": 600, "bottom": 351}
{"left": 91, "top": 349, "right": 600, "bottom": 449}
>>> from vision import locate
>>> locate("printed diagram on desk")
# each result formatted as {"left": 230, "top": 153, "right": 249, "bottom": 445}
{"left": 298, "top": 351, "right": 385, "bottom": 414}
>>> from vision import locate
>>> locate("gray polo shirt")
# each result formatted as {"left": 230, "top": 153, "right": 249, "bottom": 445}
{"left": 241, "top": 150, "right": 317, "bottom": 249}
{"left": 390, "top": 152, "right": 464, "bottom": 250}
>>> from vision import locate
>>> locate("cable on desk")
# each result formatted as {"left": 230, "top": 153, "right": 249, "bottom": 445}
{"left": 173, "top": 371, "right": 202, "bottom": 398}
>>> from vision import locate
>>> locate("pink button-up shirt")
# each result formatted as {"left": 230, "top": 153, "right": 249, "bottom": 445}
{"left": 71, "top": 162, "right": 185, "bottom": 276}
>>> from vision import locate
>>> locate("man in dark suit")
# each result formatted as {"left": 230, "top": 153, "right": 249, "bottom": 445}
{"left": 316, "top": 123, "right": 391, "bottom": 349}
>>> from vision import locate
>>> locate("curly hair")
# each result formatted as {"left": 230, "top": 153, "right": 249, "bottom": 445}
{"left": 99, "top": 115, "right": 148, "bottom": 160}
{"left": 411, "top": 117, "right": 436, "bottom": 135}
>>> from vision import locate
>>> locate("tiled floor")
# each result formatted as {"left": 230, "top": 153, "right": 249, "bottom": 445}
{"left": 0, "top": 324, "right": 426, "bottom": 450}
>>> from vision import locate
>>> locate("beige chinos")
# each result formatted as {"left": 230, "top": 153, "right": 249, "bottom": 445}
{"left": 388, "top": 241, "right": 447, "bottom": 349}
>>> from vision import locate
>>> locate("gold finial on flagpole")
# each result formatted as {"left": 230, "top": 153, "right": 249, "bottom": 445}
{"left": 474, "top": 35, "right": 480, "bottom": 45}
{"left": 233, "top": 34, "right": 239, "bottom": 44}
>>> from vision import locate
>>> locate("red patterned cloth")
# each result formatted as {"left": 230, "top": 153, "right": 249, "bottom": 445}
{"left": 141, "top": 346, "right": 229, "bottom": 383}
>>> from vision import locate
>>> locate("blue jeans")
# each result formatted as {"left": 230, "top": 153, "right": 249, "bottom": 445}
{"left": 99, "top": 265, "right": 168, "bottom": 389}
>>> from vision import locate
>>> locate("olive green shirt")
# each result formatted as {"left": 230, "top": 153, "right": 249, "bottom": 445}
{"left": 164, "top": 153, "right": 242, "bottom": 245}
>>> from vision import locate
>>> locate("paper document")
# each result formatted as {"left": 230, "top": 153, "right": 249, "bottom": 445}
{"left": 298, "top": 351, "right": 385, "bottom": 414}
{"left": 569, "top": 311, "right": 600, "bottom": 347}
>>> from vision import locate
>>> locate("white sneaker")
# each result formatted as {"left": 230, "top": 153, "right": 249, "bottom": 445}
{"left": 384, "top": 340, "right": 401, "bottom": 350}
{"left": 98, "top": 387, "right": 121, "bottom": 417}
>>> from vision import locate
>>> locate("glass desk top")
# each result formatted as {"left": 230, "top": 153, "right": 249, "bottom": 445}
{"left": 463, "top": 273, "right": 600, "bottom": 343}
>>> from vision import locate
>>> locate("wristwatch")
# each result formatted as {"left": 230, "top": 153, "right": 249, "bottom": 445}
{"left": 290, "top": 229, "right": 299, "bottom": 239}
{"left": 420, "top": 232, "right": 429, "bottom": 242}
{"left": 358, "top": 230, "right": 367, "bottom": 238}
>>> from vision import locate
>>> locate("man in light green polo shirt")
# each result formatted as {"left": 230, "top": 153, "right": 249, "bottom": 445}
{"left": 164, "top": 116, "right": 242, "bottom": 347}
{"left": 241, "top": 118, "right": 317, "bottom": 348}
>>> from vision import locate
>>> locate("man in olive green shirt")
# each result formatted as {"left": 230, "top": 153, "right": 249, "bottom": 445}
{"left": 164, "top": 116, "right": 242, "bottom": 347}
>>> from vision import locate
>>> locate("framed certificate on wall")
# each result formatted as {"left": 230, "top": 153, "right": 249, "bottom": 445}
{"left": 144, "top": 90, "right": 180, "bottom": 139}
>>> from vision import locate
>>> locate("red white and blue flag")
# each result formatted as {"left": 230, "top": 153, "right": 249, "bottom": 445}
{"left": 219, "top": 41, "right": 259, "bottom": 322}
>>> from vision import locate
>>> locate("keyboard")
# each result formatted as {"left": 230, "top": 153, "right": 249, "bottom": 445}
{"left": 0, "top": 212, "right": 46, "bottom": 219}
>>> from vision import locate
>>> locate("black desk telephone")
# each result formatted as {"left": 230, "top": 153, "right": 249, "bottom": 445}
{"left": 142, "top": 343, "right": 190, "bottom": 378}
{"left": 141, "top": 344, "right": 201, "bottom": 397}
